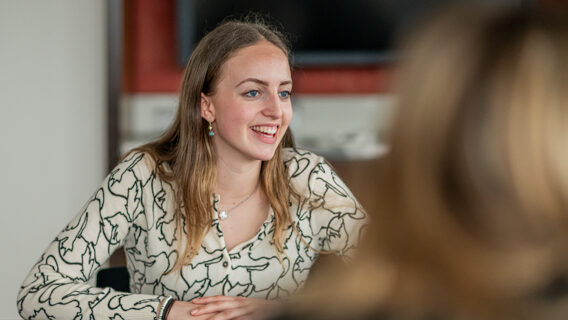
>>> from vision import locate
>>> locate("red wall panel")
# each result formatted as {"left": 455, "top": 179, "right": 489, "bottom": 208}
{"left": 123, "top": 0, "right": 392, "bottom": 94}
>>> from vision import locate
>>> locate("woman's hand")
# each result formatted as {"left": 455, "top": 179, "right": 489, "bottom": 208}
{"left": 189, "top": 295, "right": 281, "bottom": 320}
{"left": 166, "top": 300, "right": 220, "bottom": 320}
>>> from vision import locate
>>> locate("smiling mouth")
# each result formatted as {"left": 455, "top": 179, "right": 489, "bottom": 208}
{"left": 251, "top": 125, "right": 278, "bottom": 137}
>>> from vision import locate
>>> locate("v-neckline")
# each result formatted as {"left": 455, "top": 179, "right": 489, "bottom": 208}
{"left": 212, "top": 206, "right": 275, "bottom": 254}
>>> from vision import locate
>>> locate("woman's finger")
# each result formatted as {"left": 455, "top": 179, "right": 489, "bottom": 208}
{"left": 191, "top": 298, "right": 250, "bottom": 316}
{"left": 192, "top": 295, "right": 244, "bottom": 304}
{"left": 204, "top": 305, "right": 255, "bottom": 320}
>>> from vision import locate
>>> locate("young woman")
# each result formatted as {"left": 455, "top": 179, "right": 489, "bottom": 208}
{"left": 17, "top": 19, "right": 366, "bottom": 320}
{"left": 276, "top": 5, "right": 568, "bottom": 320}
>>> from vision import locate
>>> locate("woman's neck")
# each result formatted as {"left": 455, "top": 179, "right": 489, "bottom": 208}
{"left": 215, "top": 156, "right": 262, "bottom": 201}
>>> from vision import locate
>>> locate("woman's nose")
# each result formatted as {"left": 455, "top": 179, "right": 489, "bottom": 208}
{"left": 262, "top": 92, "right": 283, "bottom": 118}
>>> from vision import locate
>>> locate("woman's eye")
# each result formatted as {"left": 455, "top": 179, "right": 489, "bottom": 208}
{"left": 245, "top": 90, "right": 260, "bottom": 98}
{"left": 279, "top": 90, "right": 291, "bottom": 99}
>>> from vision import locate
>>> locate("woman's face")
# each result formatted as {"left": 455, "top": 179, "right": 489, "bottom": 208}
{"left": 202, "top": 41, "right": 292, "bottom": 164}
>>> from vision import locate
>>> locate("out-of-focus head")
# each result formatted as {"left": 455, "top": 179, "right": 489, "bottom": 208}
{"left": 370, "top": 5, "right": 568, "bottom": 318}
{"left": 274, "top": 5, "right": 568, "bottom": 320}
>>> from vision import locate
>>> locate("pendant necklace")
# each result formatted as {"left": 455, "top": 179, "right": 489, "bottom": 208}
{"left": 218, "top": 182, "right": 260, "bottom": 221}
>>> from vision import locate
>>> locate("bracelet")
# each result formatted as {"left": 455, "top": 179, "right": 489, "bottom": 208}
{"left": 163, "top": 296, "right": 175, "bottom": 320}
{"left": 156, "top": 296, "right": 175, "bottom": 320}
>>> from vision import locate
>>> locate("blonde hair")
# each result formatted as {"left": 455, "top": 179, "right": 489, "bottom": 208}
{"left": 295, "top": 6, "right": 568, "bottom": 320}
{"left": 132, "top": 18, "right": 298, "bottom": 272}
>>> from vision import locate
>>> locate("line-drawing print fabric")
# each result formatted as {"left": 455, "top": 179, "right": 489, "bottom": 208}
{"left": 17, "top": 148, "right": 367, "bottom": 319}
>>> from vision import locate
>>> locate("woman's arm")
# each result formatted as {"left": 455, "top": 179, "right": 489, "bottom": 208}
{"left": 287, "top": 149, "right": 368, "bottom": 259}
{"left": 306, "top": 158, "right": 368, "bottom": 258}
{"left": 16, "top": 153, "right": 163, "bottom": 319}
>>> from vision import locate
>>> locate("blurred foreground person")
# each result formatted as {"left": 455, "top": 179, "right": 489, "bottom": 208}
{"left": 277, "top": 5, "right": 568, "bottom": 320}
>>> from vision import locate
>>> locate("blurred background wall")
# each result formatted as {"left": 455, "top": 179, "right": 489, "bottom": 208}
{"left": 0, "top": 2, "right": 106, "bottom": 319}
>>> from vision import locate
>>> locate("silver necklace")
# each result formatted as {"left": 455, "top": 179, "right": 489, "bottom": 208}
{"left": 218, "top": 183, "right": 260, "bottom": 221}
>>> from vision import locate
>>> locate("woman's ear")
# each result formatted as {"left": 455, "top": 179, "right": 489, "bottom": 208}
{"left": 200, "top": 93, "right": 215, "bottom": 122}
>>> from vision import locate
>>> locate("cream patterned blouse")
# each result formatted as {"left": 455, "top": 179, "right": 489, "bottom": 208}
{"left": 17, "top": 148, "right": 367, "bottom": 319}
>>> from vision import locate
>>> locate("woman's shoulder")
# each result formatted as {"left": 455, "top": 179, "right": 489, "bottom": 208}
{"left": 112, "top": 150, "right": 159, "bottom": 180}
{"left": 282, "top": 147, "right": 336, "bottom": 193}
{"left": 282, "top": 147, "right": 332, "bottom": 184}
{"left": 282, "top": 147, "right": 327, "bottom": 167}
{"left": 283, "top": 147, "right": 363, "bottom": 212}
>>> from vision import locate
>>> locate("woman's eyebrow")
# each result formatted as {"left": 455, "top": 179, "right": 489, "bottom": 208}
{"left": 236, "top": 78, "right": 292, "bottom": 87}
{"left": 236, "top": 78, "right": 268, "bottom": 87}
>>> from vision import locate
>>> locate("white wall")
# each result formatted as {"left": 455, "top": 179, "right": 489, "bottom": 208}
{"left": 0, "top": 2, "right": 106, "bottom": 319}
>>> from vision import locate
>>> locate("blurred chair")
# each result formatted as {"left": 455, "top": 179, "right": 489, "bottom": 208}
{"left": 96, "top": 266, "right": 130, "bottom": 292}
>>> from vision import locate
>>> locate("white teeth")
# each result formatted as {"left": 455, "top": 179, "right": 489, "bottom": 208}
{"left": 251, "top": 126, "right": 277, "bottom": 135}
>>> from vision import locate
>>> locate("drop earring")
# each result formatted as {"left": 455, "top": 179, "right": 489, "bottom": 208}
{"left": 208, "top": 122, "right": 214, "bottom": 137}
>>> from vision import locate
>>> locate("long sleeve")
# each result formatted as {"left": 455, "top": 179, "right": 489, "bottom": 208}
{"left": 17, "top": 153, "right": 162, "bottom": 319}
{"left": 285, "top": 148, "right": 368, "bottom": 261}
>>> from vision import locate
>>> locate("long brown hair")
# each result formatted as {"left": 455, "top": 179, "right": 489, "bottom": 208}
{"left": 294, "top": 6, "right": 568, "bottom": 320}
{"left": 374, "top": 6, "right": 568, "bottom": 317}
{"left": 132, "top": 17, "right": 297, "bottom": 272}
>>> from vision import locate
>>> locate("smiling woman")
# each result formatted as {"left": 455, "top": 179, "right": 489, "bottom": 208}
{"left": 16, "top": 16, "right": 367, "bottom": 320}
{"left": 200, "top": 41, "right": 293, "bottom": 163}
